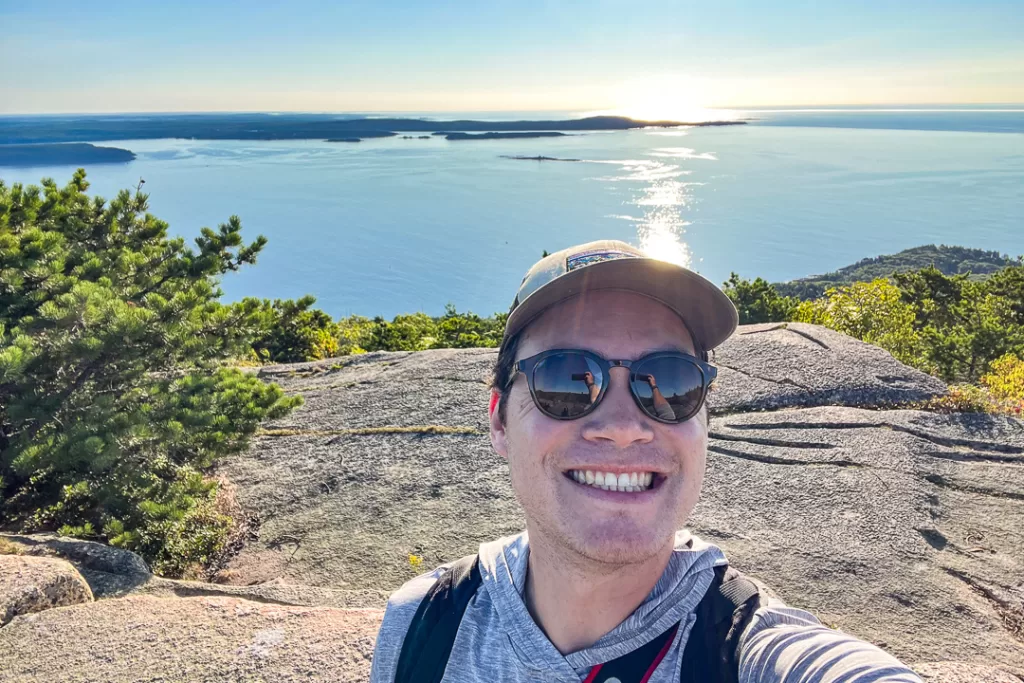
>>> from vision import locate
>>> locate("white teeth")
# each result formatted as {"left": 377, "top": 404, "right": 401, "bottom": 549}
{"left": 569, "top": 470, "right": 655, "bottom": 493}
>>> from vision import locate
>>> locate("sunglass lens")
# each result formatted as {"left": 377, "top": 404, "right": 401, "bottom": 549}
{"left": 532, "top": 353, "right": 604, "bottom": 419}
{"left": 631, "top": 357, "right": 706, "bottom": 422}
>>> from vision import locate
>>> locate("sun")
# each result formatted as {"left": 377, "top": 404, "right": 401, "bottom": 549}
{"left": 594, "top": 75, "right": 738, "bottom": 123}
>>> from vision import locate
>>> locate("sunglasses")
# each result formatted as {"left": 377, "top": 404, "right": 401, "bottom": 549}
{"left": 506, "top": 349, "right": 717, "bottom": 424}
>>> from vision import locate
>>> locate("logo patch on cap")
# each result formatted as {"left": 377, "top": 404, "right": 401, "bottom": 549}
{"left": 566, "top": 249, "right": 638, "bottom": 272}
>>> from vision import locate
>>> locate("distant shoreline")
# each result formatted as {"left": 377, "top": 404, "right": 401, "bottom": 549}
{"left": 0, "top": 113, "right": 746, "bottom": 147}
{"left": 0, "top": 143, "right": 135, "bottom": 167}
{"left": 441, "top": 131, "right": 567, "bottom": 140}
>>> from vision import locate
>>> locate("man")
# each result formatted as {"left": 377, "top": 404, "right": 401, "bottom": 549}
{"left": 370, "top": 241, "right": 921, "bottom": 682}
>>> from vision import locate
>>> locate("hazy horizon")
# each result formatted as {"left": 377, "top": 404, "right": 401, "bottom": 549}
{"left": 4, "top": 105, "right": 1023, "bottom": 119}
{"left": 3, "top": 1, "right": 1022, "bottom": 117}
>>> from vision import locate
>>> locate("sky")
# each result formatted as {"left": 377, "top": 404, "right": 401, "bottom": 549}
{"left": 2, "top": 0, "right": 1022, "bottom": 115}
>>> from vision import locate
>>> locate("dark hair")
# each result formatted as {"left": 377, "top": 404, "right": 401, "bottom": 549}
{"left": 490, "top": 332, "right": 521, "bottom": 425}
{"left": 490, "top": 332, "right": 710, "bottom": 425}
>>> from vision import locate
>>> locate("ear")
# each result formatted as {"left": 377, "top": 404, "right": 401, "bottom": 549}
{"left": 488, "top": 389, "right": 509, "bottom": 460}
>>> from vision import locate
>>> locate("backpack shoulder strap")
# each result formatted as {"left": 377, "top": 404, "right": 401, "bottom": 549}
{"left": 394, "top": 554, "right": 482, "bottom": 683}
{"left": 679, "top": 564, "right": 762, "bottom": 683}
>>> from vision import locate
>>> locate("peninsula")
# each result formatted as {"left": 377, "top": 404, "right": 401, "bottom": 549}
{"left": 0, "top": 143, "right": 135, "bottom": 167}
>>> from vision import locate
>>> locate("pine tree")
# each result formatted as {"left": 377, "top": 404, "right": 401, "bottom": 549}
{"left": 0, "top": 171, "right": 301, "bottom": 575}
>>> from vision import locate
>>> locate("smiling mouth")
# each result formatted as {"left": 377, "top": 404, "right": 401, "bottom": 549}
{"left": 565, "top": 469, "right": 657, "bottom": 493}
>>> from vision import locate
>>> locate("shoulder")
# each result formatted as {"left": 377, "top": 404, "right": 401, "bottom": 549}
{"left": 369, "top": 564, "right": 449, "bottom": 683}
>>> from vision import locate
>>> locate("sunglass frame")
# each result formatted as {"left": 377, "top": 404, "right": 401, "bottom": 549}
{"left": 507, "top": 348, "right": 717, "bottom": 424}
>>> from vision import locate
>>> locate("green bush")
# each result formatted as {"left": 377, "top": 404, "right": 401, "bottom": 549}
{"left": 329, "top": 305, "right": 506, "bottom": 354}
{"left": 917, "top": 384, "right": 994, "bottom": 414}
{"left": 791, "top": 279, "right": 924, "bottom": 366}
{"left": 0, "top": 171, "right": 301, "bottom": 576}
{"left": 722, "top": 273, "right": 799, "bottom": 324}
{"left": 788, "top": 261, "right": 1024, "bottom": 395}
{"left": 248, "top": 295, "right": 340, "bottom": 363}
{"left": 981, "top": 353, "right": 1024, "bottom": 416}
{"left": 893, "top": 265, "right": 1024, "bottom": 381}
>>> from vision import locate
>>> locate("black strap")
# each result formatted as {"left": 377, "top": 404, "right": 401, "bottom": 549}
{"left": 679, "top": 565, "right": 762, "bottom": 683}
{"left": 394, "top": 554, "right": 482, "bottom": 683}
{"left": 394, "top": 557, "right": 761, "bottom": 683}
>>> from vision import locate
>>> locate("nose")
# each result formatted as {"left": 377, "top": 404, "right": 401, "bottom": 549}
{"left": 580, "top": 366, "right": 654, "bottom": 448}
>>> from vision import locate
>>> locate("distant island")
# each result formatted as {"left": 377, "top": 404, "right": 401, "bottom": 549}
{"left": 441, "top": 131, "right": 567, "bottom": 140}
{"left": 774, "top": 244, "right": 1018, "bottom": 299}
{"left": 0, "top": 113, "right": 745, "bottom": 147}
{"left": 0, "top": 143, "right": 135, "bottom": 167}
{"left": 325, "top": 138, "right": 363, "bottom": 143}
{"left": 500, "top": 155, "right": 582, "bottom": 162}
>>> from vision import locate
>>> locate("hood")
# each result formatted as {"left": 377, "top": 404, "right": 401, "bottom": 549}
{"left": 476, "top": 530, "right": 728, "bottom": 674}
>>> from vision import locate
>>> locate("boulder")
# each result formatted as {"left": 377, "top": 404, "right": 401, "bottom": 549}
{"left": 1, "top": 533, "right": 150, "bottom": 598}
{"left": 0, "top": 554, "right": 94, "bottom": 626}
{"left": 710, "top": 322, "right": 948, "bottom": 412}
{"left": 696, "top": 406, "right": 1024, "bottom": 673}
{"left": 3, "top": 331, "right": 1017, "bottom": 679}
{"left": 216, "top": 346, "right": 1023, "bottom": 673}
{"left": 0, "top": 595, "right": 382, "bottom": 682}
{"left": 0, "top": 533, "right": 387, "bottom": 610}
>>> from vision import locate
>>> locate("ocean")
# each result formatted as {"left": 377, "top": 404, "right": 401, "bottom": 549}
{"left": 1, "top": 108, "right": 1021, "bottom": 319}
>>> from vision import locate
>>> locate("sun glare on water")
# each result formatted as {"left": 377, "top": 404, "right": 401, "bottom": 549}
{"left": 586, "top": 76, "right": 735, "bottom": 269}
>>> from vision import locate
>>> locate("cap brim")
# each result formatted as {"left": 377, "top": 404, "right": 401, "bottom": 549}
{"left": 503, "top": 257, "right": 738, "bottom": 351}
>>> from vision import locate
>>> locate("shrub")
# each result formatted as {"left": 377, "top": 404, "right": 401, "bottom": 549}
{"left": 981, "top": 353, "right": 1024, "bottom": 415}
{"left": 432, "top": 305, "right": 506, "bottom": 348}
{"left": 791, "top": 279, "right": 924, "bottom": 367}
{"left": 0, "top": 172, "right": 301, "bottom": 576}
{"left": 336, "top": 315, "right": 375, "bottom": 355}
{"left": 894, "top": 266, "right": 1024, "bottom": 382}
{"left": 917, "top": 384, "right": 993, "bottom": 414}
{"left": 249, "top": 295, "right": 340, "bottom": 363}
{"left": 722, "top": 273, "right": 798, "bottom": 324}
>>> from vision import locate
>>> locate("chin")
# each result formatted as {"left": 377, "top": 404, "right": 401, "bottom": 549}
{"left": 564, "top": 520, "right": 672, "bottom": 565}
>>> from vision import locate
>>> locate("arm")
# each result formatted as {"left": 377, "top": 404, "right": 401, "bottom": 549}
{"left": 583, "top": 371, "right": 600, "bottom": 404}
{"left": 738, "top": 603, "right": 923, "bottom": 683}
{"left": 645, "top": 375, "right": 676, "bottom": 421}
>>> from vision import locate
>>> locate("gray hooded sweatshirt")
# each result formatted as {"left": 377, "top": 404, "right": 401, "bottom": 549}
{"left": 370, "top": 531, "right": 922, "bottom": 682}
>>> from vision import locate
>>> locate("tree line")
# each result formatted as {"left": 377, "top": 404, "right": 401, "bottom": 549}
{"left": 721, "top": 268, "right": 1024, "bottom": 414}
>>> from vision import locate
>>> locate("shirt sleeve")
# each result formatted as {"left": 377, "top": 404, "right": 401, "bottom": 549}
{"left": 369, "top": 567, "right": 446, "bottom": 683}
{"left": 655, "top": 402, "right": 677, "bottom": 421}
{"left": 737, "top": 601, "right": 923, "bottom": 683}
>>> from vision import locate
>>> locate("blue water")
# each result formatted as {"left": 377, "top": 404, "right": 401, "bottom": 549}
{"left": 1, "top": 110, "right": 1022, "bottom": 318}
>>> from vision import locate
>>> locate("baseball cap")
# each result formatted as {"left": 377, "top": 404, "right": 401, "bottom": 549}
{"left": 503, "top": 240, "right": 738, "bottom": 353}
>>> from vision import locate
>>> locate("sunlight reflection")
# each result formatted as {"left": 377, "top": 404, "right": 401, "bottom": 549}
{"left": 648, "top": 147, "right": 718, "bottom": 161}
{"left": 588, "top": 139, "right": 719, "bottom": 269}
{"left": 639, "top": 217, "right": 692, "bottom": 268}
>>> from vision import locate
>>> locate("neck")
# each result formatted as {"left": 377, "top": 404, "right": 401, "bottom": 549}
{"left": 523, "top": 531, "right": 674, "bottom": 654}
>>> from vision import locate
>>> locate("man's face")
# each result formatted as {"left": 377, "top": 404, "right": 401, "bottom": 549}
{"left": 490, "top": 290, "right": 707, "bottom": 565}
